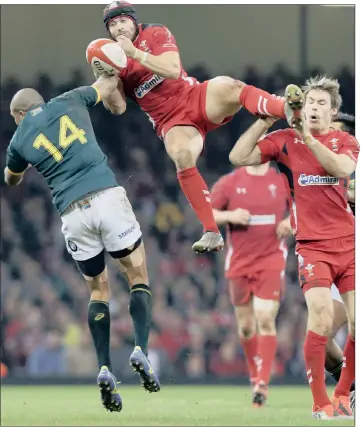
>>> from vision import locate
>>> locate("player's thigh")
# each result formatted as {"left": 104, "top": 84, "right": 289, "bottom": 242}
{"left": 61, "top": 206, "right": 104, "bottom": 261}
{"left": 205, "top": 76, "right": 245, "bottom": 124}
{"left": 164, "top": 125, "right": 203, "bottom": 170}
{"left": 304, "top": 287, "right": 334, "bottom": 335}
{"left": 331, "top": 297, "right": 348, "bottom": 337}
{"left": 96, "top": 187, "right": 142, "bottom": 253}
{"left": 233, "top": 298, "right": 256, "bottom": 338}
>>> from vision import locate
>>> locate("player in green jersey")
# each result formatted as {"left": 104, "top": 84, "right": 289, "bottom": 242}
{"left": 4, "top": 73, "right": 160, "bottom": 412}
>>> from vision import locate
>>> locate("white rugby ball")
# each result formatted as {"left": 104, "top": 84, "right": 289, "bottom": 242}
{"left": 86, "top": 38, "right": 128, "bottom": 76}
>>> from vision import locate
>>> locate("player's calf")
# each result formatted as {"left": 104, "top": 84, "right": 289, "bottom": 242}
{"left": 109, "top": 240, "right": 160, "bottom": 392}
{"left": 303, "top": 287, "right": 334, "bottom": 410}
{"left": 234, "top": 303, "right": 259, "bottom": 386}
{"left": 165, "top": 126, "right": 222, "bottom": 248}
{"left": 253, "top": 298, "right": 279, "bottom": 406}
{"left": 76, "top": 254, "right": 121, "bottom": 411}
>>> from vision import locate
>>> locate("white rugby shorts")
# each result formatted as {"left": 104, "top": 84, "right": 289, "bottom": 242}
{"left": 61, "top": 187, "right": 142, "bottom": 261}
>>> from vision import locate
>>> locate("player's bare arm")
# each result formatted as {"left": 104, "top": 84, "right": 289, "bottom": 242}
{"left": 229, "top": 118, "right": 277, "bottom": 166}
{"left": 92, "top": 73, "right": 121, "bottom": 105}
{"left": 302, "top": 132, "right": 356, "bottom": 178}
{"left": 213, "top": 208, "right": 250, "bottom": 226}
{"left": 117, "top": 35, "right": 180, "bottom": 80}
{"left": 102, "top": 79, "right": 127, "bottom": 115}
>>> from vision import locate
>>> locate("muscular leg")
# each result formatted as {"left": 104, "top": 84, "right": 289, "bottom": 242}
{"left": 76, "top": 251, "right": 112, "bottom": 372}
{"left": 303, "top": 286, "right": 334, "bottom": 410}
{"left": 325, "top": 299, "right": 348, "bottom": 382}
{"left": 205, "top": 76, "right": 286, "bottom": 125}
{"left": 76, "top": 251, "right": 122, "bottom": 412}
{"left": 111, "top": 241, "right": 152, "bottom": 355}
{"left": 234, "top": 299, "right": 259, "bottom": 385}
{"left": 110, "top": 241, "right": 160, "bottom": 393}
{"left": 164, "top": 126, "right": 224, "bottom": 253}
{"left": 253, "top": 298, "right": 279, "bottom": 390}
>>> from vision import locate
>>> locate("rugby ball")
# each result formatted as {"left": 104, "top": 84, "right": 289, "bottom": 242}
{"left": 86, "top": 38, "right": 128, "bottom": 76}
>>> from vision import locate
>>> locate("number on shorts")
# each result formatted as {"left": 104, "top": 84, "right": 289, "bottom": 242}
{"left": 33, "top": 115, "right": 87, "bottom": 162}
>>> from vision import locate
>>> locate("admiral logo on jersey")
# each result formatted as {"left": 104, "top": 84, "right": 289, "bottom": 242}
{"left": 298, "top": 174, "right": 339, "bottom": 186}
{"left": 134, "top": 74, "right": 165, "bottom": 98}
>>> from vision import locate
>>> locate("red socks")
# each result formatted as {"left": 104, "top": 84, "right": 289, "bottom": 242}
{"left": 258, "top": 335, "right": 277, "bottom": 386}
{"left": 177, "top": 167, "right": 219, "bottom": 233}
{"left": 240, "top": 85, "right": 286, "bottom": 119}
{"left": 335, "top": 336, "right": 355, "bottom": 397}
{"left": 240, "top": 334, "right": 259, "bottom": 383}
{"left": 304, "top": 330, "right": 331, "bottom": 408}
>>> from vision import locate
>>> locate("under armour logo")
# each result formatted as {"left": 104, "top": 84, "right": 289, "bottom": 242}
{"left": 203, "top": 190, "right": 210, "bottom": 203}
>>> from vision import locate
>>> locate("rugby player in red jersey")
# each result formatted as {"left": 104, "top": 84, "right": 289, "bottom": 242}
{"left": 211, "top": 159, "right": 291, "bottom": 407}
{"left": 98, "top": 1, "right": 295, "bottom": 254}
{"left": 228, "top": 76, "right": 358, "bottom": 420}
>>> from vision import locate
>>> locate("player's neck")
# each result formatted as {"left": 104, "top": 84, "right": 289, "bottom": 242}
{"left": 245, "top": 163, "right": 269, "bottom": 176}
{"left": 310, "top": 126, "right": 332, "bottom": 136}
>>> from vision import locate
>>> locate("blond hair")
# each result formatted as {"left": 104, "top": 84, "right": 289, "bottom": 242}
{"left": 302, "top": 75, "right": 342, "bottom": 111}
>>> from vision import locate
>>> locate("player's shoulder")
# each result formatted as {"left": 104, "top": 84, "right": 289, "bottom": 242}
{"left": 266, "top": 128, "right": 295, "bottom": 141}
{"left": 140, "top": 23, "right": 167, "bottom": 37}
{"left": 48, "top": 86, "right": 95, "bottom": 108}
{"left": 333, "top": 129, "right": 358, "bottom": 144}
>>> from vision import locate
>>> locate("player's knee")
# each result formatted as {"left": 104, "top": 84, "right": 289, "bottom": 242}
{"left": 309, "top": 301, "right": 333, "bottom": 336}
{"left": 236, "top": 315, "right": 256, "bottom": 339}
{"left": 212, "top": 76, "right": 246, "bottom": 103}
{"left": 255, "top": 310, "right": 276, "bottom": 335}
{"left": 85, "top": 268, "right": 111, "bottom": 302}
{"left": 170, "top": 146, "right": 195, "bottom": 170}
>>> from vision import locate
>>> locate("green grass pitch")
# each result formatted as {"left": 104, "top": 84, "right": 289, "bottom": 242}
{"left": 1, "top": 385, "right": 354, "bottom": 426}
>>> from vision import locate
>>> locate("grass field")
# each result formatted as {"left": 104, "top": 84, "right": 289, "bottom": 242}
{"left": 0, "top": 385, "right": 354, "bottom": 426}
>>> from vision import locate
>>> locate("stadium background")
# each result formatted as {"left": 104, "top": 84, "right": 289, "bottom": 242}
{"left": 0, "top": 4, "right": 355, "bottom": 385}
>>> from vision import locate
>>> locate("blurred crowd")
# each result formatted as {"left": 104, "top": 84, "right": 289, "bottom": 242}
{"left": 0, "top": 64, "right": 354, "bottom": 380}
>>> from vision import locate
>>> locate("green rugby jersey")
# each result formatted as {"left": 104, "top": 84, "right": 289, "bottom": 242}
{"left": 6, "top": 86, "right": 118, "bottom": 214}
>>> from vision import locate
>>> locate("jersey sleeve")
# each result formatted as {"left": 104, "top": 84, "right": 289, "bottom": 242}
{"left": 149, "top": 26, "right": 179, "bottom": 55}
{"left": 258, "top": 130, "right": 285, "bottom": 163}
{"left": 65, "top": 86, "right": 100, "bottom": 109}
{"left": 339, "top": 134, "right": 359, "bottom": 164}
{"left": 211, "top": 175, "right": 232, "bottom": 210}
{"left": 6, "top": 143, "right": 28, "bottom": 174}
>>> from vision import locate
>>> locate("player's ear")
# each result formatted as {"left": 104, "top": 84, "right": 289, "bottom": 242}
{"left": 330, "top": 108, "right": 338, "bottom": 119}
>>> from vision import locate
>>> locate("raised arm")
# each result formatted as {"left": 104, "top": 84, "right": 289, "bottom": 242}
{"left": 117, "top": 27, "right": 181, "bottom": 80}
{"left": 229, "top": 117, "right": 279, "bottom": 166}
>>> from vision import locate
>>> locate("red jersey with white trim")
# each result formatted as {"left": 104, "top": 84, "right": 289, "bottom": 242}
{"left": 258, "top": 129, "right": 358, "bottom": 241}
{"left": 211, "top": 166, "right": 288, "bottom": 278}
{"left": 120, "top": 24, "right": 198, "bottom": 130}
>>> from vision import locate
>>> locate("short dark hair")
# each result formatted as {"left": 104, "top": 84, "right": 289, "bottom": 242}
{"left": 333, "top": 112, "right": 355, "bottom": 136}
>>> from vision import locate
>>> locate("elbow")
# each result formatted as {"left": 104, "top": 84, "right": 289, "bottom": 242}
{"left": 111, "top": 105, "right": 126, "bottom": 116}
{"left": 337, "top": 166, "right": 354, "bottom": 178}
{"left": 106, "top": 103, "right": 126, "bottom": 116}
{"left": 229, "top": 151, "right": 246, "bottom": 166}
{"left": 168, "top": 63, "right": 181, "bottom": 80}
